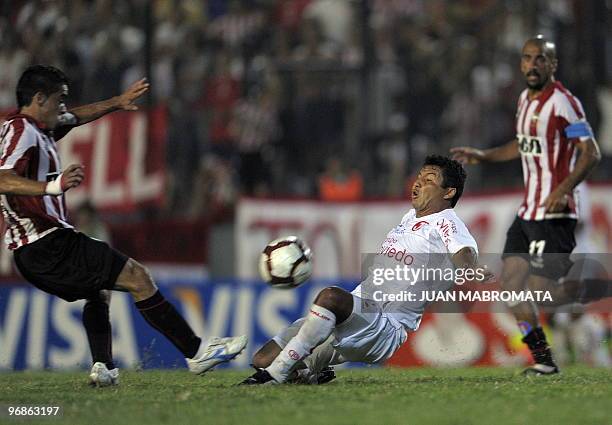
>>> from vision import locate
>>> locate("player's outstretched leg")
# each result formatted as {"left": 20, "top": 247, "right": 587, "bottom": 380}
{"left": 83, "top": 290, "right": 120, "bottom": 386}
{"left": 114, "top": 258, "right": 247, "bottom": 374}
{"left": 551, "top": 277, "right": 612, "bottom": 305}
{"left": 242, "top": 286, "right": 352, "bottom": 384}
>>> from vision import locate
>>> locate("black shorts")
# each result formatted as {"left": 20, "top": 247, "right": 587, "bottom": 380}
{"left": 502, "top": 217, "right": 576, "bottom": 280}
{"left": 13, "top": 228, "right": 128, "bottom": 302}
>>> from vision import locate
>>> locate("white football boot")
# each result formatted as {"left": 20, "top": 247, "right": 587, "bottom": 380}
{"left": 187, "top": 335, "right": 248, "bottom": 375}
{"left": 522, "top": 363, "right": 560, "bottom": 376}
{"left": 89, "top": 362, "right": 119, "bottom": 387}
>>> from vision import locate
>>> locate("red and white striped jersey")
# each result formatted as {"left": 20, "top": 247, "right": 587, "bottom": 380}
{"left": 0, "top": 113, "right": 72, "bottom": 249}
{"left": 515, "top": 81, "right": 590, "bottom": 221}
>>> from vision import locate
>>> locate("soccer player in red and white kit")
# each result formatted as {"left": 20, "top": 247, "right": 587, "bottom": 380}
{"left": 0, "top": 65, "right": 247, "bottom": 385}
{"left": 452, "top": 36, "right": 612, "bottom": 375}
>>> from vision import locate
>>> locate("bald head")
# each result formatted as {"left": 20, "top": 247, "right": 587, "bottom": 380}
{"left": 523, "top": 35, "right": 557, "bottom": 61}
{"left": 520, "top": 35, "right": 558, "bottom": 92}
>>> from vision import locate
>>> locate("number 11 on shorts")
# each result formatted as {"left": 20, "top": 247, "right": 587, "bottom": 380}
{"left": 529, "top": 240, "right": 546, "bottom": 255}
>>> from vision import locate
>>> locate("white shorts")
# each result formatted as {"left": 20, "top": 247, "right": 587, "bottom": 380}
{"left": 272, "top": 295, "right": 408, "bottom": 368}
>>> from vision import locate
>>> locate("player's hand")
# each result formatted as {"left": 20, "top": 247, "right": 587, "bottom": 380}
{"left": 115, "top": 78, "right": 150, "bottom": 111}
{"left": 481, "top": 267, "right": 495, "bottom": 283}
{"left": 541, "top": 188, "right": 569, "bottom": 213}
{"left": 463, "top": 266, "right": 495, "bottom": 285}
{"left": 450, "top": 147, "right": 486, "bottom": 164}
{"left": 45, "top": 164, "right": 85, "bottom": 195}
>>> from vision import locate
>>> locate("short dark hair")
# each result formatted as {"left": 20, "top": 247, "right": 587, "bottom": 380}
{"left": 16, "top": 65, "right": 68, "bottom": 108}
{"left": 423, "top": 155, "right": 467, "bottom": 207}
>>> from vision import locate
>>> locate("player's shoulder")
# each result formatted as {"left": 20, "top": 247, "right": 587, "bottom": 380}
{"left": 2, "top": 115, "right": 26, "bottom": 130}
{"left": 2, "top": 115, "right": 40, "bottom": 144}
{"left": 3, "top": 115, "right": 40, "bottom": 139}
{"left": 550, "top": 82, "right": 584, "bottom": 109}
{"left": 400, "top": 209, "right": 416, "bottom": 224}
{"left": 434, "top": 208, "right": 478, "bottom": 252}
{"left": 551, "top": 84, "right": 574, "bottom": 103}
{"left": 436, "top": 208, "right": 464, "bottom": 222}
{"left": 400, "top": 208, "right": 468, "bottom": 232}
{"left": 433, "top": 209, "right": 470, "bottom": 233}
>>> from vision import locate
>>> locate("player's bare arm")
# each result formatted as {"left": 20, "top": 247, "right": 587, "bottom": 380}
{"left": 450, "top": 139, "right": 520, "bottom": 165}
{"left": 68, "top": 78, "right": 150, "bottom": 126}
{"left": 541, "top": 138, "right": 601, "bottom": 213}
{"left": 451, "top": 247, "right": 493, "bottom": 283}
{"left": 451, "top": 247, "right": 478, "bottom": 269}
{"left": 0, "top": 164, "right": 85, "bottom": 196}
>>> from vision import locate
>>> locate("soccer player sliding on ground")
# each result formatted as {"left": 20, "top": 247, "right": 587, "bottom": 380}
{"left": 0, "top": 65, "right": 247, "bottom": 386}
{"left": 241, "top": 155, "right": 485, "bottom": 385}
{"left": 451, "top": 36, "right": 612, "bottom": 375}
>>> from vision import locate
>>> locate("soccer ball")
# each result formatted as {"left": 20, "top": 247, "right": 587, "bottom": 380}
{"left": 259, "top": 236, "right": 313, "bottom": 288}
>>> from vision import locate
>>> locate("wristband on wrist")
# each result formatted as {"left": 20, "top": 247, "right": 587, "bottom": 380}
{"left": 45, "top": 174, "right": 63, "bottom": 195}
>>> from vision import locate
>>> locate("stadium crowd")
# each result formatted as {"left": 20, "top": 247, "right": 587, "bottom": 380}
{"left": 0, "top": 0, "right": 609, "bottom": 219}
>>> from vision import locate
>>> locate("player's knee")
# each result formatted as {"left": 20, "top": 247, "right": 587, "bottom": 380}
{"left": 315, "top": 286, "right": 351, "bottom": 314}
{"left": 86, "top": 290, "right": 111, "bottom": 306}
{"left": 500, "top": 267, "right": 526, "bottom": 291}
{"left": 527, "top": 275, "right": 551, "bottom": 292}
{"left": 83, "top": 291, "right": 111, "bottom": 320}
{"left": 252, "top": 350, "right": 272, "bottom": 369}
{"left": 500, "top": 272, "right": 519, "bottom": 291}
{"left": 116, "top": 259, "right": 156, "bottom": 295}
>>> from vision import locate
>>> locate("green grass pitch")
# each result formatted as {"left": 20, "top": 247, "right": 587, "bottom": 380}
{"left": 1, "top": 366, "right": 610, "bottom": 425}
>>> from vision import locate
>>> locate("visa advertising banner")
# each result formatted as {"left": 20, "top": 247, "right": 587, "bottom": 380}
{"left": 3, "top": 280, "right": 608, "bottom": 370}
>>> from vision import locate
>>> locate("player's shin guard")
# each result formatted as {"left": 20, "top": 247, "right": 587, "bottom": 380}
{"left": 522, "top": 326, "right": 556, "bottom": 368}
{"left": 135, "top": 290, "right": 201, "bottom": 358}
{"left": 83, "top": 299, "right": 114, "bottom": 369}
{"left": 266, "top": 304, "right": 336, "bottom": 383}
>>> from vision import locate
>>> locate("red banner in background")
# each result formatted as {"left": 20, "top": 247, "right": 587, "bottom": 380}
{"left": 56, "top": 107, "right": 167, "bottom": 213}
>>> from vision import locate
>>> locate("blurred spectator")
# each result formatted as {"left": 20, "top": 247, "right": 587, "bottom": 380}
{"left": 202, "top": 48, "right": 242, "bottom": 157}
{"left": 189, "top": 155, "right": 239, "bottom": 220}
{"left": 375, "top": 114, "right": 409, "bottom": 197}
{"left": 303, "top": 0, "right": 353, "bottom": 46}
{"left": 0, "top": 32, "right": 28, "bottom": 109}
{"left": 74, "top": 201, "right": 111, "bottom": 243}
{"left": 318, "top": 157, "right": 363, "bottom": 202}
{"left": 230, "top": 83, "right": 280, "bottom": 196}
{"left": 292, "top": 17, "right": 338, "bottom": 62}
{"left": 598, "top": 84, "right": 612, "bottom": 155}
{"left": 274, "top": 0, "right": 312, "bottom": 36}
{"left": 207, "top": 0, "right": 265, "bottom": 50}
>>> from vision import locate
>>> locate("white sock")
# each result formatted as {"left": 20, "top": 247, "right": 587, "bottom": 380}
{"left": 266, "top": 304, "right": 336, "bottom": 382}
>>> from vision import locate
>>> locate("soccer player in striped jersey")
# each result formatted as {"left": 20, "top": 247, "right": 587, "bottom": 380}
{"left": 452, "top": 36, "right": 611, "bottom": 375}
{"left": 0, "top": 65, "right": 247, "bottom": 385}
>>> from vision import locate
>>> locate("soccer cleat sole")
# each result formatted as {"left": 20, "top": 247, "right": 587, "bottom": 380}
{"left": 521, "top": 364, "right": 560, "bottom": 376}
